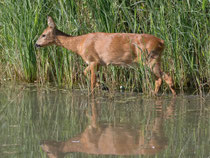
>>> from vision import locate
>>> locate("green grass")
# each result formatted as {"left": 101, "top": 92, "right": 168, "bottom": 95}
{"left": 0, "top": 0, "right": 209, "bottom": 94}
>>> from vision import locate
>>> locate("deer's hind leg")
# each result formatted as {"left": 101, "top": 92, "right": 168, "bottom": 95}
{"left": 147, "top": 50, "right": 162, "bottom": 95}
{"left": 162, "top": 72, "right": 176, "bottom": 96}
{"left": 148, "top": 51, "right": 176, "bottom": 96}
{"left": 150, "top": 62, "right": 163, "bottom": 95}
{"left": 151, "top": 63, "right": 176, "bottom": 96}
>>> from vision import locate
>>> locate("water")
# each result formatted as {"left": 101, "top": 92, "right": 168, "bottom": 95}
{"left": 0, "top": 84, "right": 209, "bottom": 158}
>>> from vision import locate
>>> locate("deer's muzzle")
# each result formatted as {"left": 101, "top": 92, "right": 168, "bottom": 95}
{"left": 35, "top": 44, "right": 41, "bottom": 48}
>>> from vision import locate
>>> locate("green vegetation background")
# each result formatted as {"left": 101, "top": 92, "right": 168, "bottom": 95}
{"left": 0, "top": 0, "right": 209, "bottom": 94}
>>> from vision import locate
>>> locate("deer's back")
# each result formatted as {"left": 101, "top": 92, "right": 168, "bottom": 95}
{"left": 78, "top": 33, "right": 164, "bottom": 66}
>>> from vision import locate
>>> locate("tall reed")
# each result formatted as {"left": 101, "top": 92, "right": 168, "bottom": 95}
{"left": 0, "top": 0, "right": 209, "bottom": 94}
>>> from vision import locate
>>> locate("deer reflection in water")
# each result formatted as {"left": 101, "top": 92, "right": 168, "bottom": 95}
{"left": 41, "top": 97, "right": 175, "bottom": 158}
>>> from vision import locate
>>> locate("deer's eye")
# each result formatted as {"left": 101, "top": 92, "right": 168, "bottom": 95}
{"left": 42, "top": 34, "right": 46, "bottom": 38}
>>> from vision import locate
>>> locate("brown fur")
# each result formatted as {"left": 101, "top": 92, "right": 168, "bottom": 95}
{"left": 36, "top": 16, "right": 176, "bottom": 95}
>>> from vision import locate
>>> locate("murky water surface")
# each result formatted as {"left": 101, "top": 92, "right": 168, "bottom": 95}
{"left": 0, "top": 84, "right": 209, "bottom": 158}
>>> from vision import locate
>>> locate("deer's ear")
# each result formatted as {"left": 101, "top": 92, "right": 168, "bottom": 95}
{"left": 47, "top": 16, "right": 56, "bottom": 29}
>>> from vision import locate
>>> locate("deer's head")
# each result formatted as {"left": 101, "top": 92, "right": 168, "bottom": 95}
{"left": 35, "top": 16, "right": 56, "bottom": 48}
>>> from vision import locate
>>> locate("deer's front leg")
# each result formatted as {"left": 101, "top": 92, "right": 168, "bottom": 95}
{"left": 84, "top": 66, "right": 90, "bottom": 77}
{"left": 84, "top": 63, "right": 99, "bottom": 92}
{"left": 90, "top": 62, "right": 98, "bottom": 92}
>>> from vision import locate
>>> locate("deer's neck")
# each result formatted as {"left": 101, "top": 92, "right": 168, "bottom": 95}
{"left": 55, "top": 29, "right": 81, "bottom": 53}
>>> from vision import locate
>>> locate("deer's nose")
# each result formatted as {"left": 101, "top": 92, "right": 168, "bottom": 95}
{"left": 35, "top": 44, "right": 41, "bottom": 48}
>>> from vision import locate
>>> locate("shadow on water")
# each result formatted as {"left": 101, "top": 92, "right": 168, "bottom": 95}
{"left": 0, "top": 84, "right": 209, "bottom": 158}
{"left": 41, "top": 97, "right": 175, "bottom": 158}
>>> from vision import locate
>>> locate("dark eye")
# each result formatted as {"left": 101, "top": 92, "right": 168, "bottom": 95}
{"left": 42, "top": 34, "right": 46, "bottom": 37}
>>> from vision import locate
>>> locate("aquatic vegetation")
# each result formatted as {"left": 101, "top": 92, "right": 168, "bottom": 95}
{"left": 0, "top": 0, "right": 209, "bottom": 94}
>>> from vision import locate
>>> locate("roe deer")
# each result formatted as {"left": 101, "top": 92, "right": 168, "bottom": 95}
{"left": 41, "top": 98, "right": 170, "bottom": 157}
{"left": 36, "top": 16, "right": 176, "bottom": 95}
